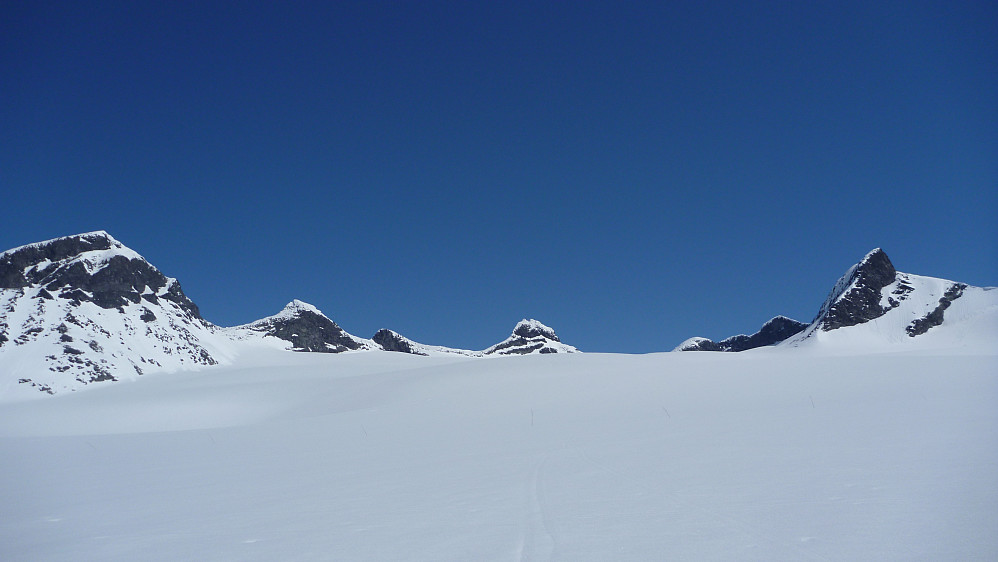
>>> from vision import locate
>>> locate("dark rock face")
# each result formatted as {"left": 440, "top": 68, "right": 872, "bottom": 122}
{"left": 678, "top": 316, "right": 807, "bottom": 352}
{"left": 818, "top": 249, "right": 897, "bottom": 331}
{"left": 373, "top": 329, "right": 428, "bottom": 356}
{"left": 0, "top": 232, "right": 202, "bottom": 319}
{"left": 719, "top": 316, "right": 808, "bottom": 352}
{"left": 907, "top": 283, "right": 967, "bottom": 337}
{"left": 253, "top": 305, "right": 363, "bottom": 353}
{"left": 0, "top": 233, "right": 114, "bottom": 288}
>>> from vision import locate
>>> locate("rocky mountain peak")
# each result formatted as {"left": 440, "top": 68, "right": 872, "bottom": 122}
{"left": 275, "top": 299, "right": 324, "bottom": 319}
{"left": 0, "top": 231, "right": 201, "bottom": 319}
{"left": 815, "top": 248, "right": 899, "bottom": 331}
{"left": 512, "top": 319, "right": 560, "bottom": 341}
{"left": 853, "top": 248, "right": 896, "bottom": 287}
{"left": 242, "top": 300, "right": 367, "bottom": 353}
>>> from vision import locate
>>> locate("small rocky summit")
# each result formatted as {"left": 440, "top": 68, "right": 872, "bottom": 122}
{"left": 372, "top": 319, "right": 579, "bottom": 356}
{"left": 484, "top": 319, "right": 578, "bottom": 355}
{"left": 238, "top": 300, "right": 369, "bottom": 353}
{"left": 675, "top": 316, "right": 808, "bottom": 352}
{"left": 372, "top": 328, "right": 428, "bottom": 356}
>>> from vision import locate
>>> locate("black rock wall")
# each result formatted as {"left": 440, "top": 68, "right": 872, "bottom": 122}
{"left": 372, "top": 329, "right": 428, "bottom": 355}
{"left": 819, "top": 249, "right": 897, "bottom": 331}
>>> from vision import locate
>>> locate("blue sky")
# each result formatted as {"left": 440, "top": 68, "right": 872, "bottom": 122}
{"left": 2, "top": 1, "right": 995, "bottom": 352}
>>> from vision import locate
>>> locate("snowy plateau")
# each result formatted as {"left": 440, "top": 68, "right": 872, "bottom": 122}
{"left": 1, "top": 232, "right": 997, "bottom": 561}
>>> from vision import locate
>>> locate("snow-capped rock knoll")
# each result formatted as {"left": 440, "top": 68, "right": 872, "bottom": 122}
{"left": 678, "top": 248, "right": 998, "bottom": 352}
{"left": 484, "top": 319, "right": 578, "bottom": 355}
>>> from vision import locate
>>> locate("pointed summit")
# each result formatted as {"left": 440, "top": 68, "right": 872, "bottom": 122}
{"left": 814, "top": 248, "right": 899, "bottom": 331}
{"left": 239, "top": 300, "right": 369, "bottom": 353}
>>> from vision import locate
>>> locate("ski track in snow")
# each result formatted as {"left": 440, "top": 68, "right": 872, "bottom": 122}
{"left": 516, "top": 454, "right": 557, "bottom": 562}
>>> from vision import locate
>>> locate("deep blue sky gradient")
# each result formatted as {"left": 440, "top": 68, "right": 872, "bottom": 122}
{"left": 3, "top": 1, "right": 996, "bottom": 352}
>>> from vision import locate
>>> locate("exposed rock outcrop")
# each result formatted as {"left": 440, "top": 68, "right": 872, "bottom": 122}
{"left": 238, "top": 300, "right": 368, "bottom": 353}
{"left": 675, "top": 316, "right": 807, "bottom": 352}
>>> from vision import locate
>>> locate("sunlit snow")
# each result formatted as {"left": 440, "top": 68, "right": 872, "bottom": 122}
{"left": 2, "top": 336, "right": 996, "bottom": 560}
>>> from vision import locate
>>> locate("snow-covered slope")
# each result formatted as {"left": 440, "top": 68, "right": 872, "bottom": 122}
{"left": 1, "top": 348, "right": 995, "bottom": 560}
{"left": 784, "top": 248, "right": 998, "bottom": 350}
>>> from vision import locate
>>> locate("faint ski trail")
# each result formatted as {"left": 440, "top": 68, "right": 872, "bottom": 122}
{"left": 516, "top": 454, "right": 558, "bottom": 562}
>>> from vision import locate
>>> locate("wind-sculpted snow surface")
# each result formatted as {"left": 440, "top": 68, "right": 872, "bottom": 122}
{"left": 1, "top": 348, "right": 996, "bottom": 560}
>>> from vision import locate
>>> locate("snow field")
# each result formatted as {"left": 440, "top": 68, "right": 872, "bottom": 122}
{"left": 2, "top": 348, "right": 996, "bottom": 561}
